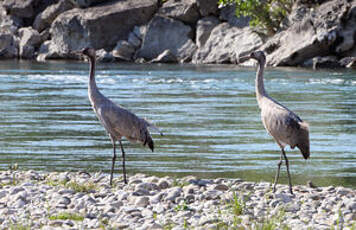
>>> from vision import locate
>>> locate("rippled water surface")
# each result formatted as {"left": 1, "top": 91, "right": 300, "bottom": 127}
{"left": 0, "top": 60, "right": 355, "bottom": 188}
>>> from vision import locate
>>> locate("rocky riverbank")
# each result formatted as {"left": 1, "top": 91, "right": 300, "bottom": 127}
{"left": 0, "top": 170, "right": 355, "bottom": 229}
{"left": 1, "top": 0, "right": 356, "bottom": 68}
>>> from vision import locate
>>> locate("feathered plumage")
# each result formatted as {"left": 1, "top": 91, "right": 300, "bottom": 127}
{"left": 238, "top": 51, "right": 310, "bottom": 194}
{"left": 81, "top": 47, "right": 161, "bottom": 185}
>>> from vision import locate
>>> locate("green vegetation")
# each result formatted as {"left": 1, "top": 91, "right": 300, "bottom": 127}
{"left": 218, "top": 0, "right": 293, "bottom": 35}
{"left": 49, "top": 212, "right": 84, "bottom": 221}
{"left": 174, "top": 200, "right": 190, "bottom": 212}
{"left": 9, "top": 224, "right": 31, "bottom": 230}
{"left": 65, "top": 181, "right": 97, "bottom": 193}
{"left": 45, "top": 178, "right": 97, "bottom": 193}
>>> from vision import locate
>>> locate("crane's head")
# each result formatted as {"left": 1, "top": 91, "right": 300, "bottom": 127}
{"left": 80, "top": 47, "right": 96, "bottom": 58}
{"left": 238, "top": 50, "right": 266, "bottom": 64}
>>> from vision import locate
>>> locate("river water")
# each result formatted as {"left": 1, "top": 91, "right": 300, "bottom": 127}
{"left": 0, "top": 60, "right": 355, "bottom": 188}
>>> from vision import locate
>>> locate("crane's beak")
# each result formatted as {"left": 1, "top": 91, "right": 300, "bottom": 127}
{"left": 237, "top": 55, "right": 251, "bottom": 64}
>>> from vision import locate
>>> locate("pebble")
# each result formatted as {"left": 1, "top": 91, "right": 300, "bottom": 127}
{"left": 0, "top": 170, "right": 354, "bottom": 229}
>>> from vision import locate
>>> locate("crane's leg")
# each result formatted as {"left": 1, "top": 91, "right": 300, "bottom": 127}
{"left": 119, "top": 140, "right": 127, "bottom": 184}
{"left": 282, "top": 149, "right": 293, "bottom": 195}
{"left": 110, "top": 138, "right": 116, "bottom": 186}
{"left": 273, "top": 150, "right": 283, "bottom": 193}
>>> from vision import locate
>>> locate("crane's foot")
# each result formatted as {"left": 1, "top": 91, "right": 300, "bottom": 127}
{"left": 289, "top": 187, "right": 294, "bottom": 195}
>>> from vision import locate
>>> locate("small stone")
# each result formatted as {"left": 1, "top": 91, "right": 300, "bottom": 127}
{"left": 285, "top": 203, "right": 300, "bottom": 212}
{"left": 0, "top": 191, "right": 8, "bottom": 199}
{"left": 123, "top": 206, "right": 140, "bottom": 214}
{"left": 135, "top": 196, "right": 149, "bottom": 207}
{"left": 148, "top": 222, "right": 163, "bottom": 230}
{"left": 111, "top": 201, "right": 123, "bottom": 209}
{"left": 58, "top": 189, "right": 75, "bottom": 195}
{"left": 158, "top": 179, "right": 170, "bottom": 189}
{"left": 165, "top": 187, "right": 182, "bottom": 202}
{"left": 141, "top": 208, "right": 154, "bottom": 217}
{"left": 275, "top": 193, "right": 293, "bottom": 203}
{"left": 10, "top": 186, "right": 25, "bottom": 195}
{"left": 213, "top": 184, "right": 229, "bottom": 191}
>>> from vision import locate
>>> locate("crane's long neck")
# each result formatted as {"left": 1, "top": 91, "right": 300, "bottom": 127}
{"left": 255, "top": 59, "right": 268, "bottom": 107}
{"left": 88, "top": 55, "right": 101, "bottom": 105}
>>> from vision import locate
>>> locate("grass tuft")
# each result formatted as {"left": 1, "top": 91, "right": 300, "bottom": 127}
{"left": 49, "top": 212, "right": 84, "bottom": 221}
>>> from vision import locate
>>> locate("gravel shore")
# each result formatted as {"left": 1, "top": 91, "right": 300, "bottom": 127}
{"left": 0, "top": 170, "right": 355, "bottom": 229}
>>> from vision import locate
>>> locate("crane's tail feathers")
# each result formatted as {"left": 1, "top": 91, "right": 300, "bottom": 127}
{"left": 144, "top": 136, "right": 154, "bottom": 152}
{"left": 297, "top": 121, "right": 310, "bottom": 159}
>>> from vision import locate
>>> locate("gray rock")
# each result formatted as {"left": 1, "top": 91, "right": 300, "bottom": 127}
{"left": 3, "top": 0, "right": 38, "bottom": 18}
{"left": 0, "top": 191, "right": 8, "bottom": 199}
{"left": 133, "top": 25, "right": 147, "bottom": 41}
{"left": 137, "top": 15, "right": 197, "bottom": 62}
{"left": 58, "top": 189, "right": 75, "bottom": 195}
{"left": 196, "top": 0, "right": 217, "bottom": 16}
{"left": 165, "top": 187, "right": 182, "bottom": 203}
{"left": 36, "top": 40, "right": 61, "bottom": 61}
{"left": 159, "top": 0, "right": 200, "bottom": 24}
{"left": 73, "top": 0, "right": 105, "bottom": 8}
{"left": 196, "top": 16, "right": 220, "bottom": 48}
{"left": 213, "top": 184, "right": 229, "bottom": 191}
{"left": 112, "top": 40, "right": 135, "bottom": 61}
{"left": 275, "top": 193, "right": 294, "bottom": 203}
{"left": 49, "top": 0, "right": 157, "bottom": 55}
{"left": 0, "top": 33, "right": 19, "bottom": 59}
{"left": 265, "top": 0, "right": 353, "bottom": 66}
{"left": 96, "top": 49, "right": 115, "bottom": 62}
{"left": 57, "top": 196, "right": 71, "bottom": 206}
{"left": 203, "top": 190, "right": 222, "bottom": 200}
{"left": 18, "top": 27, "right": 42, "bottom": 50}
{"left": 33, "top": 0, "right": 75, "bottom": 33}
{"left": 285, "top": 203, "right": 301, "bottom": 212}
{"left": 10, "top": 186, "right": 25, "bottom": 195}
{"left": 127, "top": 32, "right": 141, "bottom": 48}
{"left": 135, "top": 196, "right": 150, "bottom": 207}
{"left": 312, "top": 56, "right": 341, "bottom": 69}
{"left": 193, "top": 23, "right": 262, "bottom": 64}
{"left": 219, "top": 3, "right": 250, "bottom": 28}
{"left": 150, "top": 49, "right": 177, "bottom": 63}
{"left": 150, "top": 192, "right": 164, "bottom": 204}
{"left": 157, "top": 179, "right": 170, "bottom": 189}
{"left": 136, "top": 182, "right": 160, "bottom": 191}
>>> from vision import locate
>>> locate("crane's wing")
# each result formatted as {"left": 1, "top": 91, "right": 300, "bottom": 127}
{"left": 95, "top": 102, "right": 156, "bottom": 151}
{"left": 261, "top": 103, "right": 310, "bottom": 159}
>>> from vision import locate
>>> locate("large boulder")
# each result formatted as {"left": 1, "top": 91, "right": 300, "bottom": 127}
{"left": 3, "top": 0, "right": 58, "bottom": 21}
{"left": 150, "top": 49, "right": 177, "bottom": 63}
{"left": 18, "top": 27, "right": 42, "bottom": 58}
{"left": 196, "top": 0, "right": 217, "bottom": 17}
{"left": 73, "top": 0, "right": 105, "bottom": 8}
{"left": 0, "top": 33, "right": 19, "bottom": 59}
{"left": 158, "top": 0, "right": 200, "bottom": 24}
{"left": 193, "top": 23, "right": 263, "bottom": 64}
{"left": 196, "top": 16, "right": 220, "bottom": 48}
{"left": 49, "top": 0, "right": 157, "bottom": 56}
{"left": 33, "top": 0, "right": 75, "bottom": 32}
{"left": 265, "top": 0, "right": 356, "bottom": 66}
{"left": 0, "top": 4, "right": 23, "bottom": 34}
{"left": 219, "top": 3, "right": 250, "bottom": 28}
{"left": 112, "top": 40, "right": 135, "bottom": 61}
{"left": 36, "top": 40, "right": 61, "bottom": 61}
{"left": 137, "top": 15, "right": 197, "bottom": 62}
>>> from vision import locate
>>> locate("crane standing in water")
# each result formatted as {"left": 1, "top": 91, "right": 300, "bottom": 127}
{"left": 79, "top": 48, "right": 162, "bottom": 185}
{"left": 238, "top": 51, "right": 310, "bottom": 194}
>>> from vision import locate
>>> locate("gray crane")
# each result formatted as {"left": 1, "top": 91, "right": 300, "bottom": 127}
{"left": 238, "top": 51, "right": 310, "bottom": 194}
{"left": 78, "top": 47, "right": 162, "bottom": 185}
